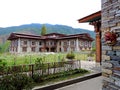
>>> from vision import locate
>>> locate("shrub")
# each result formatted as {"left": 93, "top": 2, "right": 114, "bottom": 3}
{"left": 0, "top": 58, "right": 7, "bottom": 74}
{"left": 0, "top": 73, "right": 33, "bottom": 90}
{"left": 33, "top": 73, "right": 43, "bottom": 83}
{"left": 32, "top": 68, "right": 89, "bottom": 83}
{"left": 66, "top": 51, "right": 75, "bottom": 59}
{"left": 35, "top": 58, "right": 47, "bottom": 70}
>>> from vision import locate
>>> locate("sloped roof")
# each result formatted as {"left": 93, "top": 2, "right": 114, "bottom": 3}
{"left": 42, "top": 33, "right": 67, "bottom": 37}
{"left": 8, "top": 32, "right": 94, "bottom": 41}
{"left": 78, "top": 11, "right": 101, "bottom": 23}
{"left": 8, "top": 33, "right": 41, "bottom": 40}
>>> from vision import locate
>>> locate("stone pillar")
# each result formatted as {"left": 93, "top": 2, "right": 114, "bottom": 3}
{"left": 102, "top": 0, "right": 120, "bottom": 89}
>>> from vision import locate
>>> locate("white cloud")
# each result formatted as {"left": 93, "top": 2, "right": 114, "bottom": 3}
{"left": 0, "top": 0, "right": 101, "bottom": 30}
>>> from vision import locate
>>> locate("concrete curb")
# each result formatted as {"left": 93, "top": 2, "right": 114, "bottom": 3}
{"left": 32, "top": 72, "right": 102, "bottom": 90}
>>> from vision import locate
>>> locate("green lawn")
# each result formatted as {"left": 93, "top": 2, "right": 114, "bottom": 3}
{"left": 0, "top": 52, "right": 95, "bottom": 66}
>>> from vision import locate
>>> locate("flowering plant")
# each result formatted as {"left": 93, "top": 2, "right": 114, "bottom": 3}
{"left": 104, "top": 31, "right": 117, "bottom": 46}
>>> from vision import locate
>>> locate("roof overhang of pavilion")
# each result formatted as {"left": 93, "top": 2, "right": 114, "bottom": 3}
{"left": 78, "top": 11, "right": 101, "bottom": 23}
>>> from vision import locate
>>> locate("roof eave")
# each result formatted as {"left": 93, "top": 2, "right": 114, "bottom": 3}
{"left": 78, "top": 11, "right": 101, "bottom": 23}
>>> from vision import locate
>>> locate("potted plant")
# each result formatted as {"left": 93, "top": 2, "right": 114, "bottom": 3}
{"left": 66, "top": 51, "right": 75, "bottom": 64}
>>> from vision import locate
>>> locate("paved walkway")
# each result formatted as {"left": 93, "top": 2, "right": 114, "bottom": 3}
{"left": 55, "top": 61, "right": 102, "bottom": 90}
{"left": 80, "top": 61, "right": 101, "bottom": 72}
{"left": 56, "top": 76, "right": 103, "bottom": 90}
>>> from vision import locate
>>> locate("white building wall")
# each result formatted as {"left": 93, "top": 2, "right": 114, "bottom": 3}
{"left": 67, "top": 40, "right": 71, "bottom": 52}
{"left": 61, "top": 41, "right": 64, "bottom": 52}
{"left": 36, "top": 41, "right": 39, "bottom": 52}
{"left": 75, "top": 38, "right": 80, "bottom": 52}
{"left": 17, "top": 38, "right": 21, "bottom": 53}
{"left": 27, "top": 40, "right": 31, "bottom": 53}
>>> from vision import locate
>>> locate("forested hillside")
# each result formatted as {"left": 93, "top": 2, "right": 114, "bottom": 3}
{"left": 0, "top": 23, "right": 95, "bottom": 37}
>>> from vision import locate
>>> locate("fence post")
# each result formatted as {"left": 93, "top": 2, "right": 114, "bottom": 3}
{"left": 32, "top": 64, "right": 34, "bottom": 78}
{"left": 48, "top": 63, "right": 49, "bottom": 75}
{"left": 54, "top": 62, "right": 55, "bottom": 74}
{"left": 79, "top": 60, "right": 81, "bottom": 69}
{"left": 42, "top": 63, "right": 43, "bottom": 75}
{"left": 63, "top": 61, "right": 65, "bottom": 71}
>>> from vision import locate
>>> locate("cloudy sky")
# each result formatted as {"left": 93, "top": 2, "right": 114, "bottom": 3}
{"left": 0, "top": 0, "right": 101, "bottom": 30}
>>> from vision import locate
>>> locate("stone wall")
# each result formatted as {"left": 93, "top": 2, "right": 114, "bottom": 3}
{"left": 102, "top": 0, "right": 120, "bottom": 90}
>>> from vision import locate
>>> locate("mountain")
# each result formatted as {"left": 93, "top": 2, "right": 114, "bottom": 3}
{"left": 0, "top": 23, "right": 95, "bottom": 43}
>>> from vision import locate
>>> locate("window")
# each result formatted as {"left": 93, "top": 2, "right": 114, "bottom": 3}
{"left": 54, "top": 42, "right": 56, "bottom": 45}
{"left": 80, "top": 41, "right": 83, "bottom": 46}
{"left": 32, "top": 41, "right": 35, "bottom": 45}
{"left": 63, "top": 41, "right": 67, "bottom": 45}
{"left": 85, "top": 41, "right": 87, "bottom": 46}
{"left": 83, "top": 42, "right": 85, "bottom": 46}
{"left": 39, "top": 41, "right": 42, "bottom": 45}
{"left": 50, "top": 42, "right": 53, "bottom": 45}
{"left": 89, "top": 42, "right": 91, "bottom": 47}
{"left": 70, "top": 41, "right": 74, "bottom": 45}
{"left": 85, "top": 41, "right": 88, "bottom": 46}
{"left": 46, "top": 42, "right": 49, "bottom": 45}
{"left": 64, "top": 47, "right": 67, "bottom": 52}
{"left": 31, "top": 47, "right": 35, "bottom": 52}
{"left": 59, "top": 42, "right": 61, "bottom": 45}
{"left": 22, "top": 47, "right": 27, "bottom": 52}
{"left": 39, "top": 48, "right": 42, "bottom": 52}
{"left": 23, "top": 41, "right": 27, "bottom": 45}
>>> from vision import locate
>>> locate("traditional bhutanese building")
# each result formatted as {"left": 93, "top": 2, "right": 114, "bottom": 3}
{"left": 8, "top": 32, "right": 94, "bottom": 54}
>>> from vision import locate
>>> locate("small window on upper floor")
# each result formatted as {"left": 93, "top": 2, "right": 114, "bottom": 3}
{"left": 39, "top": 41, "right": 42, "bottom": 45}
{"left": 23, "top": 41, "right": 27, "bottom": 45}
{"left": 32, "top": 41, "right": 36, "bottom": 45}
{"left": 70, "top": 41, "right": 75, "bottom": 45}
{"left": 50, "top": 42, "right": 53, "bottom": 45}
{"left": 59, "top": 41, "right": 61, "bottom": 45}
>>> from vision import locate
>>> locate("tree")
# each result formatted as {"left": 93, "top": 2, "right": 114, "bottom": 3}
{"left": 0, "top": 41, "right": 10, "bottom": 53}
{"left": 41, "top": 25, "right": 47, "bottom": 35}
